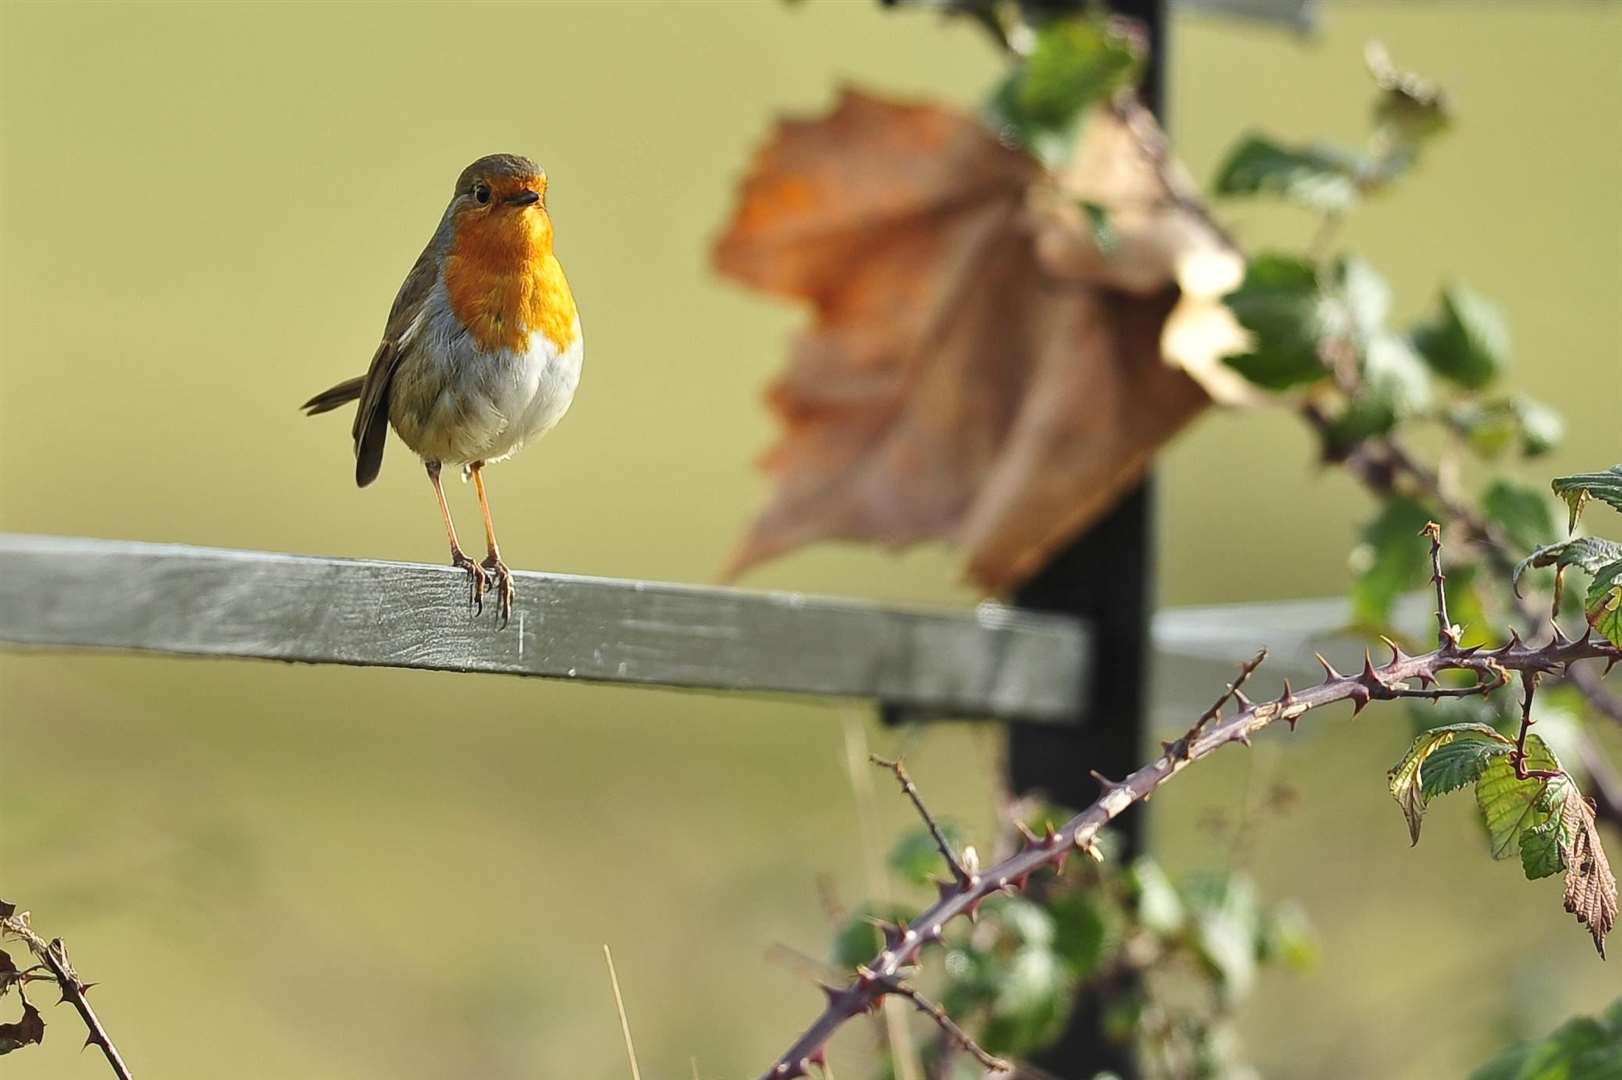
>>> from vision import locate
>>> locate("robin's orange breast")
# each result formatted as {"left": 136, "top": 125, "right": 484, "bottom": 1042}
{"left": 444, "top": 208, "right": 579, "bottom": 355}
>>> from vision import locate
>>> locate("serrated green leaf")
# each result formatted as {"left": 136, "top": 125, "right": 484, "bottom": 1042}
{"left": 1519, "top": 816, "right": 1567, "bottom": 880}
{"left": 1411, "top": 283, "right": 1510, "bottom": 389}
{"left": 1388, "top": 722, "right": 1512, "bottom": 843}
{"left": 1588, "top": 560, "right": 1622, "bottom": 647}
{"left": 1221, "top": 254, "right": 1331, "bottom": 390}
{"left": 1513, "top": 537, "right": 1622, "bottom": 595}
{"left": 886, "top": 822, "right": 964, "bottom": 885}
{"left": 1551, "top": 466, "right": 1622, "bottom": 531}
{"left": 1482, "top": 479, "right": 1559, "bottom": 553}
{"left": 1212, "top": 134, "right": 1364, "bottom": 213}
{"left": 1350, "top": 496, "right": 1433, "bottom": 629}
{"left": 1475, "top": 735, "right": 1567, "bottom": 861}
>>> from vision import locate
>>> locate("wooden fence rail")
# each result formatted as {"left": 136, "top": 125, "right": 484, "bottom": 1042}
{"left": 0, "top": 534, "right": 1091, "bottom": 722}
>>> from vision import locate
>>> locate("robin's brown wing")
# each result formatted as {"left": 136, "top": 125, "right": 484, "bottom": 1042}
{"left": 351, "top": 241, "right": 440, "bottom": 488}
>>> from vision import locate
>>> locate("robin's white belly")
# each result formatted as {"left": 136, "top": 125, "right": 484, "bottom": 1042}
{"left": 390, "top": 297, "right": 583, "bottom": 468}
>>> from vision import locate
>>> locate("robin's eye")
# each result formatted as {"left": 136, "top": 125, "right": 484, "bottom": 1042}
{"left": 473, "top": 182, "right": 492, "bottom": 205}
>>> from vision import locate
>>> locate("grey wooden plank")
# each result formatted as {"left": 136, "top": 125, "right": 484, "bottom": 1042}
{"left": 0, "top": 534, "right": 1087, "bottom": 721}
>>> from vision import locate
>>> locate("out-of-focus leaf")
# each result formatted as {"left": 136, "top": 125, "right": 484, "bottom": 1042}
{"left": 1513, "top": 537, "right": 1622, "bottom": 595}
{"left": 714, "top": 89, "right": 1237, "bottom": 592}
{"left": 1588, "top": 560, "right": 1622, "bottom": 647}
{"left": 1259, "top": 900, "right": 1318, "bottom": 973}
{"left": 1469, "top": 998, "right": 1622, "bottom": 1080}
{"left": 1128, "top": 856, "right": 1186, "bottom": 936}
{"left": 1475, "top": 734, "right": 1566, "bottom": 861}
{"left": 886, "top": 822, "right": 964, "bottom": 885}
{"left": 1221, "top": 254, "right": 1329, "bottom": 389}
{"left": 996, "top": 896, "right": 1056, "bottom": 949}
{"left": 0, "top": 1001, "right": 43, "bottom": 1055}
{"left": 1184, "top": 873, "right": 1260, "bottom": 1003}
{"left": 988, "top": 15, "right": 1143, "bottom": 165}
{"left": 1212, "top": 134, "right": 1364, "bottom": 214}
{"left": 1411, "top": 283, "right": 1510, "bottom": 389}
{"left": 982, "top": 945, "right": 1074, "bottom": 1054}
{"left": 1366, "top": 41, "right": 1452, "bottom": 149}
{"left": 1046, "top": 890, "right": 1112, "bottom": 979}
{"left": 1387, "top": 722, "right": 1511, "bottom": 844}
{"left": 1349, "top": 496, "right": 1432, "bottom": 629}
{"left": 1482, "top": 479, "right": 1559, "bottom": 554}
{"left": 1512, "top": 396, "right": 1564, "bottom": 457}
{"left": 830, "top": 902, "right": 916, "bottom": 969}
{"left": 1552, "top": 785, "right": 1617, "bottom": 956}
{"left": 1551, "top": 466, "right": 1622, "bottom": 532}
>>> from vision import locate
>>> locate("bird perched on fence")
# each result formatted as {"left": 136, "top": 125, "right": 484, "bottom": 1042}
{"left": 302, "top": 154, "right": 582, "bottom": 626}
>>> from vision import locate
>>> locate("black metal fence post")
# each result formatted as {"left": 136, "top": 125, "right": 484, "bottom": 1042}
{"left": 1009, "top": 1, "right": 1167, "bottom": 1074}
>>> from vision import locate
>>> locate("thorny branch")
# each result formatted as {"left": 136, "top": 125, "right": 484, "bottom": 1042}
{"left": 759, "top": 530, "right": 1620, "bottom": 1079}
{"left": 0, "top": 903, "right": 131, "bottom": 1080}
{"left": 1305, "top": 408, "right": 1622, "bottom": 821}
{"left": 871, "top": 756, "right": 972, "bottom": 887}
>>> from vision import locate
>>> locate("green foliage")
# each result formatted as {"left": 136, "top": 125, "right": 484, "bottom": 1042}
{"left": 1475, "top": 736, "right": 1566, "bottom": 861}
{"left": 985, "top": 15, "right": 1142, "bottom": 166}
{"left": 1470, "top": 998, "right": 1622, "bottom": 1080}
{"left": 888, "top": 822, "right": 965, "bottom": 885}
{"left": 1212, "top": 135, "right": 1363, "bottom": 213}
{"left": 1482, "top": 479, "right": 1559, "bottom": 554}
{"left": 1350, "top": 496, "right": 1432, "bottom": 629}
{"left": 1589, "top": 559, "right": 1622, "bottom": 647}
{"left": 1411, "top": 283, "right": 1512, "bottom": 390}
{"left": 831, "top": 901, "right": 916, "bottom": 969}
{"left": 1551, "top": 466, "right": 1622, "bottom": 531}
{"left": 1219, "top": 254, "right": 1328, "bottom": 389}
{"left": 1387, "top": 723, "right": 1512, "bottom": 844}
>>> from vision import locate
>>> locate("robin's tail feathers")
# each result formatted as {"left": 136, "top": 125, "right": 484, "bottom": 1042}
{"left": 301, "top": 376, "right": 365, "bottom": 416}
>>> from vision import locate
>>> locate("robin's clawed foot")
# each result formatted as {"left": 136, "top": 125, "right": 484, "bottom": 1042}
{"left": 481, "top": 553, "right": 515, "bottom": 628}
{"left": 451, "top": 548, "right": 490, "bottom": 614}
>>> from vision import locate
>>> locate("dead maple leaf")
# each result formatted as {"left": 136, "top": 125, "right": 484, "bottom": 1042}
{"left": 713, "top": 87, "right": 1245, "bottom": 592}
{"left": 1557, "top": 786, "right": 1617, "bottom": 957}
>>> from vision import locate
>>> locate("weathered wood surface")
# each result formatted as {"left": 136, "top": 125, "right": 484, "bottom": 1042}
{"left": 0, "top": 534, "right": 1088, "bottom": 721}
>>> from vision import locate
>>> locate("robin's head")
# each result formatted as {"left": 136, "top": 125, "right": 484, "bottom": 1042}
{"left": 448, "top": 154, "right": 551, "bottom": 255}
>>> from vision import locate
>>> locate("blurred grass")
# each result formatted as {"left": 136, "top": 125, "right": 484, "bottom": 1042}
{"left": 1, "top": 2, "right": 1618, "bottom": 1078}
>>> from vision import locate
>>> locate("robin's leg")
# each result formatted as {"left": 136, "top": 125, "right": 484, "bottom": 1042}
{"left": 427, "top": 460, "right": 488, "bottom": 613}
{"left": 469, "top": 461, "right": 515, "bottom": 627}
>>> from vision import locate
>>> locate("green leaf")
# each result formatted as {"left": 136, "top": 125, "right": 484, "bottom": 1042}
{"left": 1387, "top": 722, "right": 1512, "bottom": 844}
{"left": 1212, "top": 134, "right": 1364, "bottom": 213}
{"left": 1259, "top": 900, "right": 1318, "bottom": 974}
{"left": 1411, "top": 283, "right": 1511, "bottom": 389}
{"left": 981, "top": 945, "right": 1075, "bottom": 1054}
{"left": 1475, "top": 734, "right": 1567, "bottom": 862}
{"left": 1361, "top": 331, "right": 1432, "bottom": 415}
{"left": 1045, "top": 890, "right": 1113, "bottom": 980}
{"left": 1482, "top": 479, "right": 1559, "bottom": 553}
{"left": 1519, "top": 816, "right": 1568, "bottom": 881}
{"left": 1512, "top": 396, "right": 1564, "bottom": 457}
{"left": 830, "top": 902, "right": 915, "bottom": 969}
{"left": 1469, "top": 999, "right": 1622, "bottom": 1080}
{"left": 886, "top": 822, "right": 963, "bottom": 885}
{"left": 1350, "top": 496, "right": 1433, "bottom": 629}
{"left": 1551, "top": 466, "right": 1622, "bottom": 531}
{"left": 1588, "top": 559, "right": 1622, "bottom": 646}
{"left": 1127, "top": 856, "right": 1186, "bottom": 936}
{"left": 985, "top": 16, "right": 1142, "bottom": 165}
{"left": 1221, "top": 254, "right": 1331, "bottom": 390}
{"left": 1513, "top": 537, "right": 1622, "bottom": 595}
{"left": 1184, "top": 873, "right": 1261, "bottom": 1003}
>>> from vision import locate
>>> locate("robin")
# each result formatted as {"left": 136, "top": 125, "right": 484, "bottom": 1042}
{"left": 302, "top": 154, "right": 582, "bottom": 626}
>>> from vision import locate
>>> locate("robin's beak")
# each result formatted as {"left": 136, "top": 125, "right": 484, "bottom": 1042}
{"left": 504, "top": 190, "right": 541, "bottom": 207}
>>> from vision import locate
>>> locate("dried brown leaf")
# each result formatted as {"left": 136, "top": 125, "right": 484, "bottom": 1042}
{"left": 713, "top": 88, "right": 1243, "bottom": 591}
{"left": 0, "top": 1001, "right": 43, "bottom": 1055}
{"left": 1557, "top": 786, "right": 1618, "bottom": 957}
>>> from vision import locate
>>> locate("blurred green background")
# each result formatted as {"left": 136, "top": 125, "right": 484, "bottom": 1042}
{"left": 2, "top": 2, "right": 1618, "bottom": 1077}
